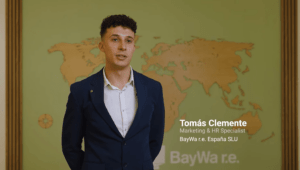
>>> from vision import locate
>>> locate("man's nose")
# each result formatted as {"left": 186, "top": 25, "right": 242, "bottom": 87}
{"left": 118, "top": 41, "right": 126, "bottom": 50}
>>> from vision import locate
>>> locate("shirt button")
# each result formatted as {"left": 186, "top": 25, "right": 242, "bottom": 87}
{"left": 124, "top": 142, "right": 126, "bottom": 145}
{"left": 124, "top": 163, "right": 127, "bottom": 167}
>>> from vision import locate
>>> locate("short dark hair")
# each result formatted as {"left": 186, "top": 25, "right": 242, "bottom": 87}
{"left": 100, "top": 14, "right": 137, "bottom": 40}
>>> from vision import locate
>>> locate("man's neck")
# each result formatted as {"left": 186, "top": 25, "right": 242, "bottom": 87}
{"left": 104, "top": 64, "right": 131, "bottom": 89}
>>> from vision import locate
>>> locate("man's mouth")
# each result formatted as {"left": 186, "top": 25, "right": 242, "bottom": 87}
{"left": 116, "top": 55, "right": 127, "bottom": 59}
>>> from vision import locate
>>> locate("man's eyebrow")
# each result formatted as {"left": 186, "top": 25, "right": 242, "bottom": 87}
{"left": 110, "top": 34, "right": 134, "bottom": 39}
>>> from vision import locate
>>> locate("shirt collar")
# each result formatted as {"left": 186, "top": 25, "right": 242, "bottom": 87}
{"left": 103, "top": 65, "right": 134, "bottom": 88}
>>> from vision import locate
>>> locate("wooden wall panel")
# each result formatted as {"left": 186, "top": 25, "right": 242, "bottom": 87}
{"left": 281, "top": 0, "right": 298, "bottom": 169}
{"left": 6, "top": 0, "right": 22, "bottom": 169}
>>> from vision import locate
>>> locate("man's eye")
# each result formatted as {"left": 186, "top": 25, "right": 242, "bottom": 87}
{"left": 112, "top": 39, "right": 132, "bottom": 43}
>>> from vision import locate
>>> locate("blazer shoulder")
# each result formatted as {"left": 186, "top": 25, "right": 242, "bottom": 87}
{"left": 68, "top": 71, "right": 100, "bottom": 108}
{"left": 135, "top": 70, "right": 161, "bottom": 87}
{"left": 136, "top": 72, "right": 164, "bottom": 108}
{"left": 134, "top": 71, "right": 163, "bottom": 100}
{"left": 70, "top": 71, "right": 99, "bottom": 91}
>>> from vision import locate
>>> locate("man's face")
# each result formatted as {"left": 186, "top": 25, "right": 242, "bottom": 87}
{"left": 98, "top": 26, "right": 135, "bottom": 69}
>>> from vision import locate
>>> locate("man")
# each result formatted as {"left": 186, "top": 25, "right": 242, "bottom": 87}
{"left": 62, "top": 14, "right": 165, "bottom": 170}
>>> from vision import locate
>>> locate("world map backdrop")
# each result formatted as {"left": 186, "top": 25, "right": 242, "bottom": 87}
{"left": 23, "top": 0, "right": 281, "bottom": 169}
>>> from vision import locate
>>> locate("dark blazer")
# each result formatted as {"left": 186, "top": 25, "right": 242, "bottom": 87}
{"left": 62, "top": 67, "right": 165, "bottom": 170}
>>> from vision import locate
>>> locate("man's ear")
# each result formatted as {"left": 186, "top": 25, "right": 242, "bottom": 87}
{"left": 98, "top": 41, "right": 104, "bottom": 52}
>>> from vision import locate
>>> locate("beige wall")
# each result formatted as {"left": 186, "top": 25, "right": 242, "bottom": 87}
{"left": 0, "top": 0, "right": 5, "bottom": 169}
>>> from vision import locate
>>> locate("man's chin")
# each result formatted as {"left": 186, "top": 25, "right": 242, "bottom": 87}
{"left": 110, "top": 63, "right": 130, "bottom": 70}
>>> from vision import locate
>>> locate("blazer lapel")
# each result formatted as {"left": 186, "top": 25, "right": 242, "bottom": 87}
{"left": 90, "top": 67, "right": 147, "bottom": 140}
{"left": 90, "top": 68, "right": 122, "bottom": 138}
{"left": 125, "top": 69, "right": 147, "bottom": 140}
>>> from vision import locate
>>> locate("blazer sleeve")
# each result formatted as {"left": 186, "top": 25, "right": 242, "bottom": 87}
{"left": 62, "top": 84, "right": 86, "bottom": 170}
{"left": 149, "top": 82, "right": 165, "bottom": 162}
